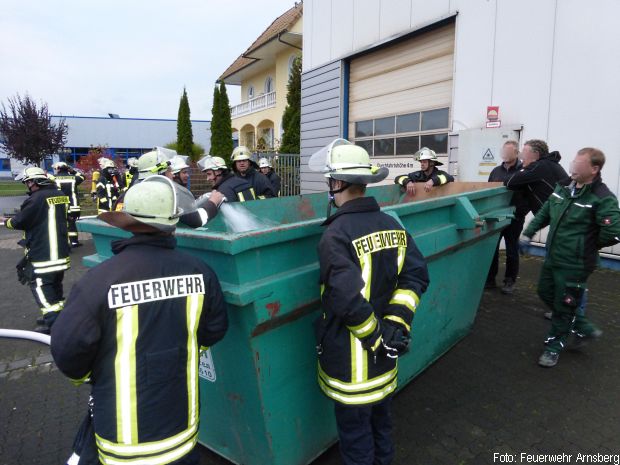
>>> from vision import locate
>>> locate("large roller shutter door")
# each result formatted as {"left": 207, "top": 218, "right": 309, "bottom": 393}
{"left": 349, "top": 23, "right": 455, "bottom": 181}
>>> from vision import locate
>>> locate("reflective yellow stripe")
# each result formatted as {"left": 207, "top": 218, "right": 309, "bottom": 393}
{"left": 358, "top": 253, "right": 372, "bottom": 301}
{"left": 347, "top": 313, "right": 377, "bottom": 339}
{"left": 115, "top": 305, "right": 139, "bottom": 444}
{"left": 389, "top": 289, "right": 419, "bottom": 313}
{"left": 6, "top": 218, "right": 14, "bottom": 229}
{"left": 238, "top": 192, "right": 245, "bottom": 202}
{"left": 98, "top": 435, "right": 197, "bottom": 465}
{"left": 249, "top": 188, "right": 256, "bottom": 199}
{"left": 350, "top": 333, "right": 366, "bottom": 383}
{"left": 437, "top": 174, "right": 448, "bottom": 184}
{"left": 397, "top": 245, "right": 406, "bottom": 274}
{"left": 186, "top": 293, "right": 204, "bottom": 429}
{"left": 96, "top": 426, "right": 198, "bottom": 457}
{"left": 34, "top": 264, "right": 70, "bottom": 274}
{"left": 383, "top": 315, "right": 411, "bottom": 333}
{"left": 318, "top": 371, "right": 398, "bottom": 405}
{"left": 32, "top": 258, "right": 70, "bottom": 267}
{"left": 319, "top": 363, "right": 397, "bottom": 393}
{"left": 48, "top": 202, "right": 58, "bottom": 261}
{"left": 70, "top": 371, "right": 91, "bottom": 386}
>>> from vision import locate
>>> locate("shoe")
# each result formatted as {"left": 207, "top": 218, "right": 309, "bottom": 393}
{"left": 71, "top": 242, "right": 83, "bottom": 248}
{"left": 568, "top": 328, "right": 603, "bottom": 351}
{"left": 544, "top": 311, "right": 552, "bottom": 320}
{"left": 34, "top": 325, "right": 51, "bottom": 335}
{"left": 538, "top": 350, "right": 559, "bottom": 367}
{"left": 501, "top": 279, "right": 515, "bottom": 295}
{"left": 36, "top": 316, "right": 45, "bottom": 325}
{"left": 485, "top": 280, "right": 497, "bottom": 290}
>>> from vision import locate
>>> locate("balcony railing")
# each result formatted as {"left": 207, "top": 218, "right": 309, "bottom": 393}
{"left": 230, "top": 91, "right": 276, "bottom": 118}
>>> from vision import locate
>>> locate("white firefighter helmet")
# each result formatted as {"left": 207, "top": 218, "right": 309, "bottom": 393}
{"left": 258, "top": 157, "right": 272, "bottom": 169}
{"left": 138, "top": 148, "right": 173, "bottom": 180}
{"left": 309, "top": 138, "right": 388, "bottom": 184}
{"left": 231, "top": 146, "right": 252, "bottom": 162}
{"left": 170, "top": 155, "right": 190, "bottom": 174}
{"left": 52, "top": 161, "right": 68, "bottom": 173}
{"left": 414, "top": 147, "right": 443, "bottom": 166}
{"left": 197, "top": 155, "right": 228, "bottom": 172}
{"left": 15, "top": 166, "right": 52, "bottom": 184}
{"left": 127, "top": 157, "right": 139, "bottom": 168}
{"left": 99, "top": 175, "right": 181, "bottom": 233}
{"left": 100, "top": 158, "right": 116, "bottom": 169}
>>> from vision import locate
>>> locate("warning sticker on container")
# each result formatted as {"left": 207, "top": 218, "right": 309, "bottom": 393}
{"left": 199, "top": 349, "right": 217, "bottom": 382}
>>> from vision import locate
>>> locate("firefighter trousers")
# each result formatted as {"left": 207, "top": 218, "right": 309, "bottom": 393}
{"left": 334, "top": 397, "right": 394, "bottom": 465}
{"left": 29, "top": 271, "right": 65, "bottom": 326}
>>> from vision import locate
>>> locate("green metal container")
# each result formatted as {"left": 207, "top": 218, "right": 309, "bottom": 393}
{"left": 78, "top": 182, "right": 513, "bottom": 465}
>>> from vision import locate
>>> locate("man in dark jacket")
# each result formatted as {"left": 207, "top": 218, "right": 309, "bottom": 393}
{"left": 198, "top": 155, "right": 256, "bottom": 202}
{"left": 51, "top": 175, "right": 228, "bottom": 464}
{"left": 394, "top": 147, "right": 454, "bottom": 196}
{"left": 522, "top": 147, "right": 620, "bottom": 368}
{"left": 1, "top": 167, "right": 70, "bottom": 333}
{"left": 311, "top": 139, "right": 429, "bottom": 465}
{"left": 231, "top": 146, "right": 274, "bottom": 198}
{"left": 486, "top": 141, "right": 529, "bottom": 293}
{"left": 505, "top": 139, "right": 570, "bottom": 214}
{"left": 258, "top": 157, "right": 281, "bottom": 196}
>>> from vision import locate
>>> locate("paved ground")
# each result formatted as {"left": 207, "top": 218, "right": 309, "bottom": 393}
{"left": 1, "top": 226, "right": 619, "bottom": 465}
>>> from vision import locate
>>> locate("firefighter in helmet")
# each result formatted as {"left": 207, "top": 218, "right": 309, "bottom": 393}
{"left": 231, "top": 146, "right": 274, "bottom": 198}
{"left": 394, "top": 147, "right": 454, "bottom": 196}
{"left": 197, "top": 155, "right": 255, "bottom": 202}
{"left": 52, "top": 161, "right": 85, "bottom": 247}
{"left": 258, "top": 157, "right": 281, "bottom": 196}
{"left": 310, "top": 139, "right": 430, "bottom": 465}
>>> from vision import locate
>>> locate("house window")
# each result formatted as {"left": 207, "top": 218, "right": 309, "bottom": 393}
{"left": 264, "top": 76, "right": 274, "bottom": 94}
{"left": 354, "top": 107, "right": 450, "bottom": 157}
{"left": 248, "top": 86, "right": 254, "bottom": 100}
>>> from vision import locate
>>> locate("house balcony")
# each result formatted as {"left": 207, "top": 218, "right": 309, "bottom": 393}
{"left": 230, "top": 91, "right": 276, "bottom": 118}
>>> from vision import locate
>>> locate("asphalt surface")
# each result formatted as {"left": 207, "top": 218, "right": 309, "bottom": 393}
{"left": 1, "top": 226, "right": 619, "bottom": 465}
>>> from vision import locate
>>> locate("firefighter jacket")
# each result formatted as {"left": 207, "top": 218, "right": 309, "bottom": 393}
{"left": 266, "top": 170, "right": 281, "bottom": 197}
{"left": 5, "top": 184, "right": 70, "bottom": 274}
{"left": 96, "top": 167, "right": 124, "bottom": 211}
{"left": 51, "top": 234, "right": 228, "bottom": 465}
{"left": 214, "top": 172, "right": 256, "bottom": 202}
{"left": 505, "top": 151, "right": 570, "bottom": 214}
{"left": 54, "top": 169, "right": 85, "bottom": 213}
{"left": 125, "top": 167, "right": 139, "bottom": 190}
{"left": 236, "top": 167, "right": 274, "bottom": 198}
{"left": 315, "top": 197, "right": 429, "bottom": 405}
{"left": 394, "top": 167, "right": 454, "bottom": 187}
{"left": 523, "top": 176, "right": 620, "bottom": 271}
{"left": 488, "top": 161, "right": 529, "bottom": 220}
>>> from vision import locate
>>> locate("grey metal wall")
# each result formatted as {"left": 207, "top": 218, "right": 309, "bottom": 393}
{"left": 300, "top": 60, "right": 342, "bottom": 194}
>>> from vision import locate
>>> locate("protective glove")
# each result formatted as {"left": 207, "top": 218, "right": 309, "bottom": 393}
{"left": 360, "top": 321, "right": 383, "bottom": 363}
{"left": 518, "top": 235, "right": 532, "bottom": 255}
{"left": 381, "top": 319, "right": 411, "bottom": 358}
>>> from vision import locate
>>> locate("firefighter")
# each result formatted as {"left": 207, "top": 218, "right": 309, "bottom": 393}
{"left": 118, "top": 150, "right": 224, "bottom": 228}
{"left": 231, "top": 146, "right": 274, "bottom": 198}
{"left": 521, "top": 147, "right": 620, "bottom": 368}
{"left": 90, "top": 157, "right": 107, "bottom": 201}
{"left": 258, "top": 157, "right": 281, "bottom": 196}
{"left": 124, "top": 156, "right": 139, "bottom": 189}
{"left": 394, "top": 147, "right": 454, "bottom": 196}
{"left": 310, "top": 139, "right": 430, "bottom": 465}
{"left": 170, "top": 155, "right": 191, "bottom": 188}
{"left": 197, "top": 155, "right": 256, "bottom": 202}
{"left": 52, "top": 161, "right": 85, "bottom": 247}
{"left": 0, "top": 167, "right": 70, "bottom": 334}
{"left": 95, "top": 158, "right": 124, "bottom": 214}
{"left": 51, "top": 175, "right": 228, "bottom": 464}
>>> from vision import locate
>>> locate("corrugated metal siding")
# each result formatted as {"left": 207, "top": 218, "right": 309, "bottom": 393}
{"left": 300, "top": 60, "right": 342, "bottom": 194}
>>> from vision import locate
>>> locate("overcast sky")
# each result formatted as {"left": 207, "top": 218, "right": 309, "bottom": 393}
{"left": 1, "top": 0, "right": 297, "bottom": 120}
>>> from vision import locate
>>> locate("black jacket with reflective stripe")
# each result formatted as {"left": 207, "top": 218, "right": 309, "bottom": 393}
{"left": 6, "top": 185, "right": 70, "bottom": 271}
{"left": 395, "top": 167, "right": 454, "bottom": 187}
{"left": 315, "top": 197, "right": 429, "bottom": 405}
{"left": 236, "top": 167, "right": 274, "bottom": 198}
{"left": 51, "top": 235, "right": 228, "bottom": 463}
{"left": 266, "top": 170, "right": 281, "bottom": 196}
{"left": 54, "top": 171, "right": 84, "bottom": 212}
{"left": 214, "top": 172, "right": 256, "bottom": 202}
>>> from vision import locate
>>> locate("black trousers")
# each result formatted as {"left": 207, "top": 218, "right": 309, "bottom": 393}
{"left": 487, "top": 218, "right": 524, "bottom": 283}
{"left": 334, "top": 398, "right": 394, "bottom": 465}
{"left": 68, "top": 211, "right": 80, "bottom": 244}
{"left": 29, "top": 271, "right": 65, "bottom": 319}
